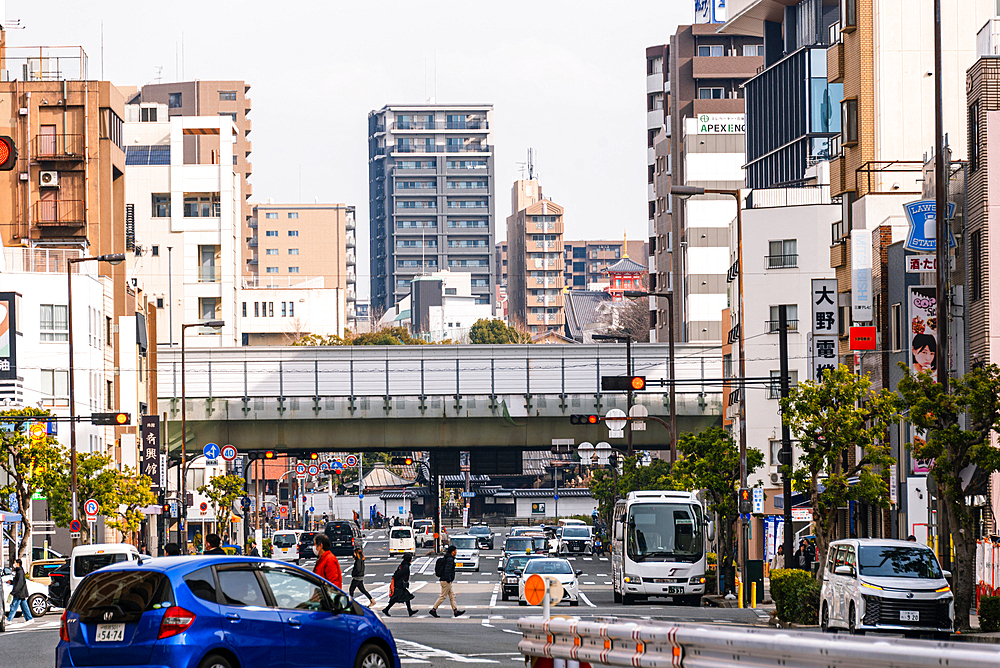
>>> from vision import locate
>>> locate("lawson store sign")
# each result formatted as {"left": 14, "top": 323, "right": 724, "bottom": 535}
{"left": 903, "top": 200, "right": 956, "bottom": 252}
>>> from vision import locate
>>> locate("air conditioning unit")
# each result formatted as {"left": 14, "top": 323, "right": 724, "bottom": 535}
{"left": 769, "top": 472, "right": 782, "bottom": 485}
{"left": 39, "top": 171, "right": 59, "bottom": 187}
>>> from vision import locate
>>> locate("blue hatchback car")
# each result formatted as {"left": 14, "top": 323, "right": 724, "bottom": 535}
{"left": 55, "top": 556, "right": 400, "bottom": 668}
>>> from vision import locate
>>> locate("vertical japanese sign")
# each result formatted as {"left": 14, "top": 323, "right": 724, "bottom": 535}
{"left": 907, "top": 285, "right": 937, "bottom": 475}
{"left": 0, "top": 292, "right": 18, "bottom": 381}
{"left": 140, "top": 415, "right": 161, "bottom": 488}
{"left": 811, "top": 279, "right": 839, "bottom": 380}
{"left": 851, "top": 229, "right": 873, "bottom": 322}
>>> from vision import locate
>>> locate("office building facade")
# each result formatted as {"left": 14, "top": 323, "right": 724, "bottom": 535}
{"left": 368, "top": 104, "right": 495, "bottom": 316}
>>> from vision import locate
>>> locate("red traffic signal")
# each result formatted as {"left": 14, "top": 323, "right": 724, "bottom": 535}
{"left": 0, "top": 136, "right": 16, "bottom": 171}
{"left": 91, "top": 412, "right": 131, "bottom": 426}
{"left": 570, "top": 414, "right": 599, "bottom": 425}
{"left": 309, "top": 452, "right": 319, "bottom": 460}
{"left": 264, "top": 450, "right": 276, "bottom": 459}
{"left": 390, "top": 456, "right": 414, "bottom": 466}
{"left": 601, "top": 376, "right": 646, "bottom": 392}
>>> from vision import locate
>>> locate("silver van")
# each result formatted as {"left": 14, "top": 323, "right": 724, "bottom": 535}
{"left": 819, "top": 538, "right": 953, "bottom": 638}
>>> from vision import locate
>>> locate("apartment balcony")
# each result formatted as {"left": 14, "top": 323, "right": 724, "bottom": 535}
{"left": 244, "top": 118, "right": 252, "bottom": 134}
{"left": 533, "top": 240, "right": 558, "bottom": 250}
{"left": 391, "top": 144, "right": 491, "bottom": 154}
{"left": 764, "top": 254, "right": 797, "bottom": 269}
{"left": 533, "top": 295, "right": 563, "bottom": 306}
{"left": 247, "top": 237, "right": 258, "bottom": 248}
{"left": 33, "top": 199, "right": 84, "bottom": 227}
{"left": 346, "top": 234, "right": 356, "bottom": 249}
{"left": 828, "top": 40, "right": 845, "bottom": 83}
{"left": 532, "top": 222, "right": 561, "bottom": 233}
{"left": 248, "top": 219, "right": 257, "bottom": 228}
{"left": 691, "top": 55, "right": 762, "bottom": 80}
{"left": 34, "top": 134, "right": 84, "bottom": 160}
{"left": 244, "top": 98, "right": 252, "bottom": 113}
{"left": 346, "top": 250, "right": 356, "bottom": 265}
{"left": 531, "top": 277, "right": 560, "bottom": 288}
{"left": 765, "top": 319, "right": 799, "bottom": 333}
{"left": 392, "top": 121, "right": 489, "bottom": 131}
{"left": 346, "top": 217, "right": 356, "bottom": 231}
{"left": 347, "top": 288, "right": 356, "bottom": 301}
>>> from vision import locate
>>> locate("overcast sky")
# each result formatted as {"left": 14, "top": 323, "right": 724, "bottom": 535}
{"left": 13, "top": 1, "right": 693, "bottom": 294}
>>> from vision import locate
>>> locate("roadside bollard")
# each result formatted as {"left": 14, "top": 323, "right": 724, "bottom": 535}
{"left": 738, "top": 582, "right": 744, "bottom": 609}
{"left": 751, "top": 582, "right": 757, "bottom": 609}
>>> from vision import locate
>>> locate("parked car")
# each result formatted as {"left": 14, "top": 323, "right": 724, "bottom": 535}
{"left": 324, "top": 520, "right": 362, "bottom": 556}
{"left": 819, "top": 538, "right": 953, "bottom": 638}
{"left": 389, "top": 526, "right": 416, "bottom": 555}
{"left": 517, "top": 557, "right": 581, "bottom": 607}
{"left": 29, "top": 558, "right": 68, "bottom": 587}
{"left": 449, "top": 535, "right": 481, "bottom": 571}
{"left": 2, "top": 566, "right": 51, "bottom": 617}
{"left": 298, "top": 531, "right": 319, "bottom": 559}
{"left": 70, "top": 544, "right": 141, "bottom": 594}
{"left": 557, "top": 526, "right": 593, "bottom": 555}
{"left": 499, "top": 554, "right": 542, "bottom": 601}
{"left": 271, "top": 530, "right": 300, "bottom": 563}
{"left": 54, "top": 556, "right": 401, "bottom": 668}
{"left": 468, "top": 524, "right": 495, "bottom": 550}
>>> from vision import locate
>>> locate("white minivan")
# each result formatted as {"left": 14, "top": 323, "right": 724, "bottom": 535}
{"left": 70, "top": 543, "right": 141, "bottom": 593}
{"left": 389, "top": 526, "right": 416, "bottom": 555}
{"left": 271, "top": 530, "right": 300, "bottom": 563}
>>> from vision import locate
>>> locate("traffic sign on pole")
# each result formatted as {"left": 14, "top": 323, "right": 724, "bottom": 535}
{"left": 279, "top": 506, "right": 289, "bottom": 518}
{"left": 69, "top": 519, "right": 81, "bottom": 533}
{"left": 199, "top": 502, "right": 208, "bottom": 515}
{"left": 221, "top": 444, "right": 238, "bottom": 462}
{"left": 296, "top": 463, "right": 306, "bottom": 475}
{"left": 84, "top": 498, "right": 100, "bottom": 518}
{"left": 320, "top": 461, "right": 330, "bottom": 471}
{"left": 628, "top": 405, "right": 648, "bottom": 431}
{"left": 203, "top": 443, "right": 221, "bottom": 460}
{"left": 308, "top": 464, "right": 319, "bottom": 476}
{"left": 345, "top": 455, "right": 358, "bottom": 468}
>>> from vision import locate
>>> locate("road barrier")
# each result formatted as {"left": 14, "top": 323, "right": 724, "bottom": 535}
{"left": 517, "top": 616, "right": 1000, "bottom": 668}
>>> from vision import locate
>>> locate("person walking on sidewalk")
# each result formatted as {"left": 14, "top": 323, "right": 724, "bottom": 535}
{"left": 6, "top": 559, "right": 33, "bottom": 623}
{"left": 770, "top": 544, "right": 785, "bottom": 571}
{"left": 314, "top": 533, "right": 343, "bottom": 588}
{"left": 383, "top": 553, "right": 418, "bottom": 617}
{"left": 350, "top": 547, "right": 377, "bottom": 607}
{"left": 429, "top": 545, "right": 464, "bottom": 618}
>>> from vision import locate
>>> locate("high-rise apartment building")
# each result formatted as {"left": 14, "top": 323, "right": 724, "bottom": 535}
{"left": 563, "top": 240, "right": 648, "bottom": 290}
{"left": 250, "top": 202, "right": 356, "bottom": 322}
{"left": 506, "top": 179, "right": 565, "bottom": 332}
{"left": 135, "top": 80, "right": 254, "bottom": 275}
{"left": 650, "top": 24, "right": 763, "bottom": 345}
{"left": 646, "top": 45, "right": 668, "bottom": 237}
{"left": 368, "top": 104, "right": 495, "bottom": 316}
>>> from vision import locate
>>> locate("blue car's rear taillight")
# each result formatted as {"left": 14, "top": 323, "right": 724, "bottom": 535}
{"left": 158, "top": 607, "right": 196, "bottom": 639}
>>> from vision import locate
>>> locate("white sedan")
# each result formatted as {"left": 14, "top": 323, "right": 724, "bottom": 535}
{"left": 518, "top": 557, "right": 580, "bottom": 606}
{"left": 2, "top": 568, "right": 50, "bottom": 617}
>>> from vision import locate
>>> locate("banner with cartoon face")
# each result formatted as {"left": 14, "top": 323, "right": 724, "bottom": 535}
{"left": 908, "top": 286, "right": 937, "bottom": 375}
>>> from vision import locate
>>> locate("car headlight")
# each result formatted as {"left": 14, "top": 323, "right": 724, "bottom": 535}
{"left": 623, "top": 575, "right": 642, "bottom": 584}
{"left": 935, "top": 585, "right": 951, "bottom": 593}
{"left": 861, "top": 581, "right": 884, "bottom": 591}
{"left": 689, "top": 576, "right": 706, "bottom": 584}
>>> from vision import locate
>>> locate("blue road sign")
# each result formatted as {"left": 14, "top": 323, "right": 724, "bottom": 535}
{"left": 461, "top": 492, "right": 476, "bottom": 498}
{"left": 309, "top": 506, "right": 315, "bottom": 513}
{"left": 203, "top": 443, "right": 220, "bottom": 460}
{"left": 553, "top": 494, "right": 559, "bottom": 501}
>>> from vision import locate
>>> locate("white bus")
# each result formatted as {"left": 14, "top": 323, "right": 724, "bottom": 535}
{"left": 611, "top": 490, "right": 714, "bottom": 606}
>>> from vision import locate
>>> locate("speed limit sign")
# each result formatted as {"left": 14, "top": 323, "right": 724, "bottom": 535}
{"left": 345, "top": 454, "right": 358, "bottom": 468}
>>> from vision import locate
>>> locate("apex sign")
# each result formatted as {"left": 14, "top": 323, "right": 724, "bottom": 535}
{"left": 692, "top": 113, "right": 746, "bottom": 134}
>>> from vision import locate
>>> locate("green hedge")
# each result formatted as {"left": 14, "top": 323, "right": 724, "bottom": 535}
{"left": 770, "top": 568, "right": 820, "bottom": 625}
{"left": 981, "top": 596, "right": 1000, "bottom": 633}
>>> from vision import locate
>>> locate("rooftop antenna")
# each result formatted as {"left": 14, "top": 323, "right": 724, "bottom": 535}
{"left": 154, "top": 65, "right": 163, "bottom": 84}
{"left": 527, "top": 148, "right": 535, "bottom": 181}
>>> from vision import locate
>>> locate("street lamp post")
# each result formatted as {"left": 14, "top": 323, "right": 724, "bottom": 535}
{"left": 671, "top": 185, "right": 746, "bottom": 588}
{"left": 179, "top": 320, "right": 225, "bottom": 550}
{"left": 67, "top": 253, "right": 125, "bottom": 546}
{"left": 623, "top": 290, "right": 677, "bottom": 463}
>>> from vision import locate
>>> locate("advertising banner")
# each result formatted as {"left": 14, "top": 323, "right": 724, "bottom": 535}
{"left": 851, "top": 229, "right": 873, "bottom": 322}
{"left": 140, "top": 415, "right": 161, "bottom": 488}
{"left": 0, "top": 292, "right": 18, "bottom": 381}
{"left": 908, "top": 286, "right": 937, "bottom": 375}
{"left": 903, "top": 200, "right": 956, "bottom": 252}
{"left": 810, "top": 279, "right": 839, "bottom": 380}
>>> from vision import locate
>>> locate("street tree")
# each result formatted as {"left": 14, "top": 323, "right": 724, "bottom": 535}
{"left": 198, "top": 474, "right": 247, "bottom": 533}
{"left": 669, "top": 427, "right": 764, "bottom": 594}
{"left": 41, "top": 451, "right": 119, "bottom": 544}
{"left": 0, "top": 408, "right": 66, "bottom": 560}
{"left": 780, "top": 364, "right": 900, "bottom": 580}
{"left": 469, "top": 318, "right": 532, "bottom": 344}
{"left": 897, "top": 363, "right": 1000, "bottom": 631}
{"left": 104, "top": 467, "right": 156, "bottom": 541}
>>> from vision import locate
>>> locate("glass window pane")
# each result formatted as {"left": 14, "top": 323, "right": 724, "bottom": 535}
{"left": 261, "top": 569, "right": 328, "bottom": 611}
{"left": 217, "top": 569, "right": 267, "bottom": 607}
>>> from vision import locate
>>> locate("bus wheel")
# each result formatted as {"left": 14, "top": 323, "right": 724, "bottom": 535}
{"left": 622, "top": 593, "right": 635, "bottom": 605}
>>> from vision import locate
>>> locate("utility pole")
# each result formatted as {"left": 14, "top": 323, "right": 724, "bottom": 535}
{"left": 779, "top": 305, "right": 794, "bottom": 568}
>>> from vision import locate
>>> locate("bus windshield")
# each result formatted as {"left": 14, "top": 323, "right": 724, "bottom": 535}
{"left": 626, "top": 503, "right": 703, "bottom": 563}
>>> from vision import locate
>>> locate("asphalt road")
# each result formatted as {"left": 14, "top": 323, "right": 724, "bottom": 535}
{"left": 0, "top": 526, "right": 767, "bottom": 668}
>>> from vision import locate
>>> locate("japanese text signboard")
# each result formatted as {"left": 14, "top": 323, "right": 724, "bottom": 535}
{"left": 0, "top": 292, "right": 18, "bottom": 381}
{"left": 140, "top": 415, "right": 161, "bottom": 488}
{"left": 851, "top": 229, "right": 873, "bottom": 322}
{"left": 903, "top": 200, "right": 956, "bottom": 253}
{"left": 811, "top": 279, "right": 839, "bottom": 380}
{"left": 905, "top": 255, "right": 937, "bottom": 273}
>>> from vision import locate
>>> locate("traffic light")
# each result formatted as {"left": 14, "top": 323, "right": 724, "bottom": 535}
{"left": 264, "top": 450, "right": 275, "bottom": 460}
{"left": 601, "top": 376, "right": 646, "bottom": 391}
{"left": 0, "top": 136, "right": 16, "bottom": 171}
{"left": 391, "top": 456, "right": 414, "bottom": 466}
{"left": 248, "top": 450, "right": 277, "bottom": 461}
{"left": 309, "top": 452, "right": 319, "bottom": 460}
{"left": 739, "top": 488, "right": 752, "bottom": 514}
{"left": 570, "top": 414, "right": 599, "bottom": 425}
{"left": 91, "top": 412, "right": 130, "bottom": 426}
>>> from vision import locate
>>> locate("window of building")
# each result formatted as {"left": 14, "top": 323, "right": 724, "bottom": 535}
{"left": 288, "top": 248, "right": 299, "bottom": 255}
{"left": 768, "top": 370, "right": 799, "bottom": 399}
{"left": 220, "top": 91, "right": 237, "bottom": 101}
{"left": 841, "top": 0, "right": 857, "bottom": 30}
{"left": 743, "top": 44, "right": 764, "bottom": 57}
{"left": 288, "top": 230, "right": 299, "bottom": 237}
{"left": 288, "top": 267, "right": 299, "bottom": 273}
{"left": 168, "top": 92, "right": 182, "bottom": 108}
{"left": 288, "top": 302, "right": 294, "bottom": 317}
{"left": 40, "top": 368, "right": 69, "bottom": 400}
{"left": 265, "top": 230, "right": 278, "bottom": 237}
{"left": 199, "top": 245, "right": 220, "bottom": 282}
{"left": 151, "top": 194, "right": 170, "bottom": 217}
{"left": 199, "top": 297, "right": 220, "bottom": 323}
{"left": 890, "top": 303, "right": 902, "bottom": 351}
{"left": 698, "top": 87, "right": 724, "bottom": 99}
{"left": 218, "top": 112, "right": 238, "bottom": 123}
{"left": 842, "top": 98, "right": 859, "bottom": 145}
{"left": 970, "top": 102, "right": 981, "bottom": 172}
{"left": 233, "top": 155, "right": 238, "bottom": 165}
{"left": 254, "top": 302, "right": 259, "bottom": 317}
{"left": 281, "top": 302, "right": 287, "bottom": 317}
{"left": 971, "top": 229, "right": 983, "bottom": 301}
{"left": 768, "top": 304, "right": 799, "bottom": 331}
{"left": 698, "top": 45, "right": 724, "bottom": 57}
{"left": 445, "top": 287, "right": 458, "bottom": 296}
{"left": 266, "top": 267, "right": 279, "bottom": 273}
{"left": 265, "top": 212, "right": 278, "bottom": 219}
{"left": 140, "top": 107, "right": 157, "bottom": 122}
{"left": 40, "top": 304, "right": 68, "bottom": 341}
{"left": 151, "top": 245, "right": 160, "bottom": 257}
{"left": 242, "top": 302, "right": 247, "bottom": 318}
{"left": 288, "top": 212, "right": 298, "bottom": 218}
{"left": 265, "top": 249, "right": 278, "bottom": 255}
{"left": 269, "top": 302, "right": 274, "bottom": 317}
{"left": 767, "top": 239, "right": 798, "bottom": 268}
{"left": 183, "top": 193, "right": 220, "bottom": 218}
{"left": 156, "top": 297, "right": 164, "bottom": 308}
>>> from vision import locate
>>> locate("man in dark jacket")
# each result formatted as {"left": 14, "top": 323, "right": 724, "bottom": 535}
{"left": 204, "top": 533, "right": 226, "bottom": 556}
{"left": 6, "top": 559, "right": 33, "bottom": 623}
{"left": 428, "top": 545, "right": 464, "bottom": 618}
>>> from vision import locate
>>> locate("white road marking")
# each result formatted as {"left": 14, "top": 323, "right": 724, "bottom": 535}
{"left": 502, "top": 629, "right": 523, "bottom": 635}
{"left": 417, "top": 556, "right": 434, "bottom": 575}
{"left": 583, "top": 582, "right": 596, "bottom": 585}
{"left": 578, "top": 592, "right": 597, "bottom": 608}
{"left": 604, "top": 582, "right": 612, "bottom": 585}
{"left": 400, "top": 659, "right": 431, "bottom": 664}
{"left": 395, "top": 639, "right": 499, "bottom": 663}
{"left": 597, "top": 573, "right": 608, "bottom": 576}
{"left": 583, "top": 558, "right": 592, "bottom": 561}
{"left": 489, "top": 583, "right": 499, "bottom": 608}
{"left": 374, "top": 580, "right": 429, "bottom": 602}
